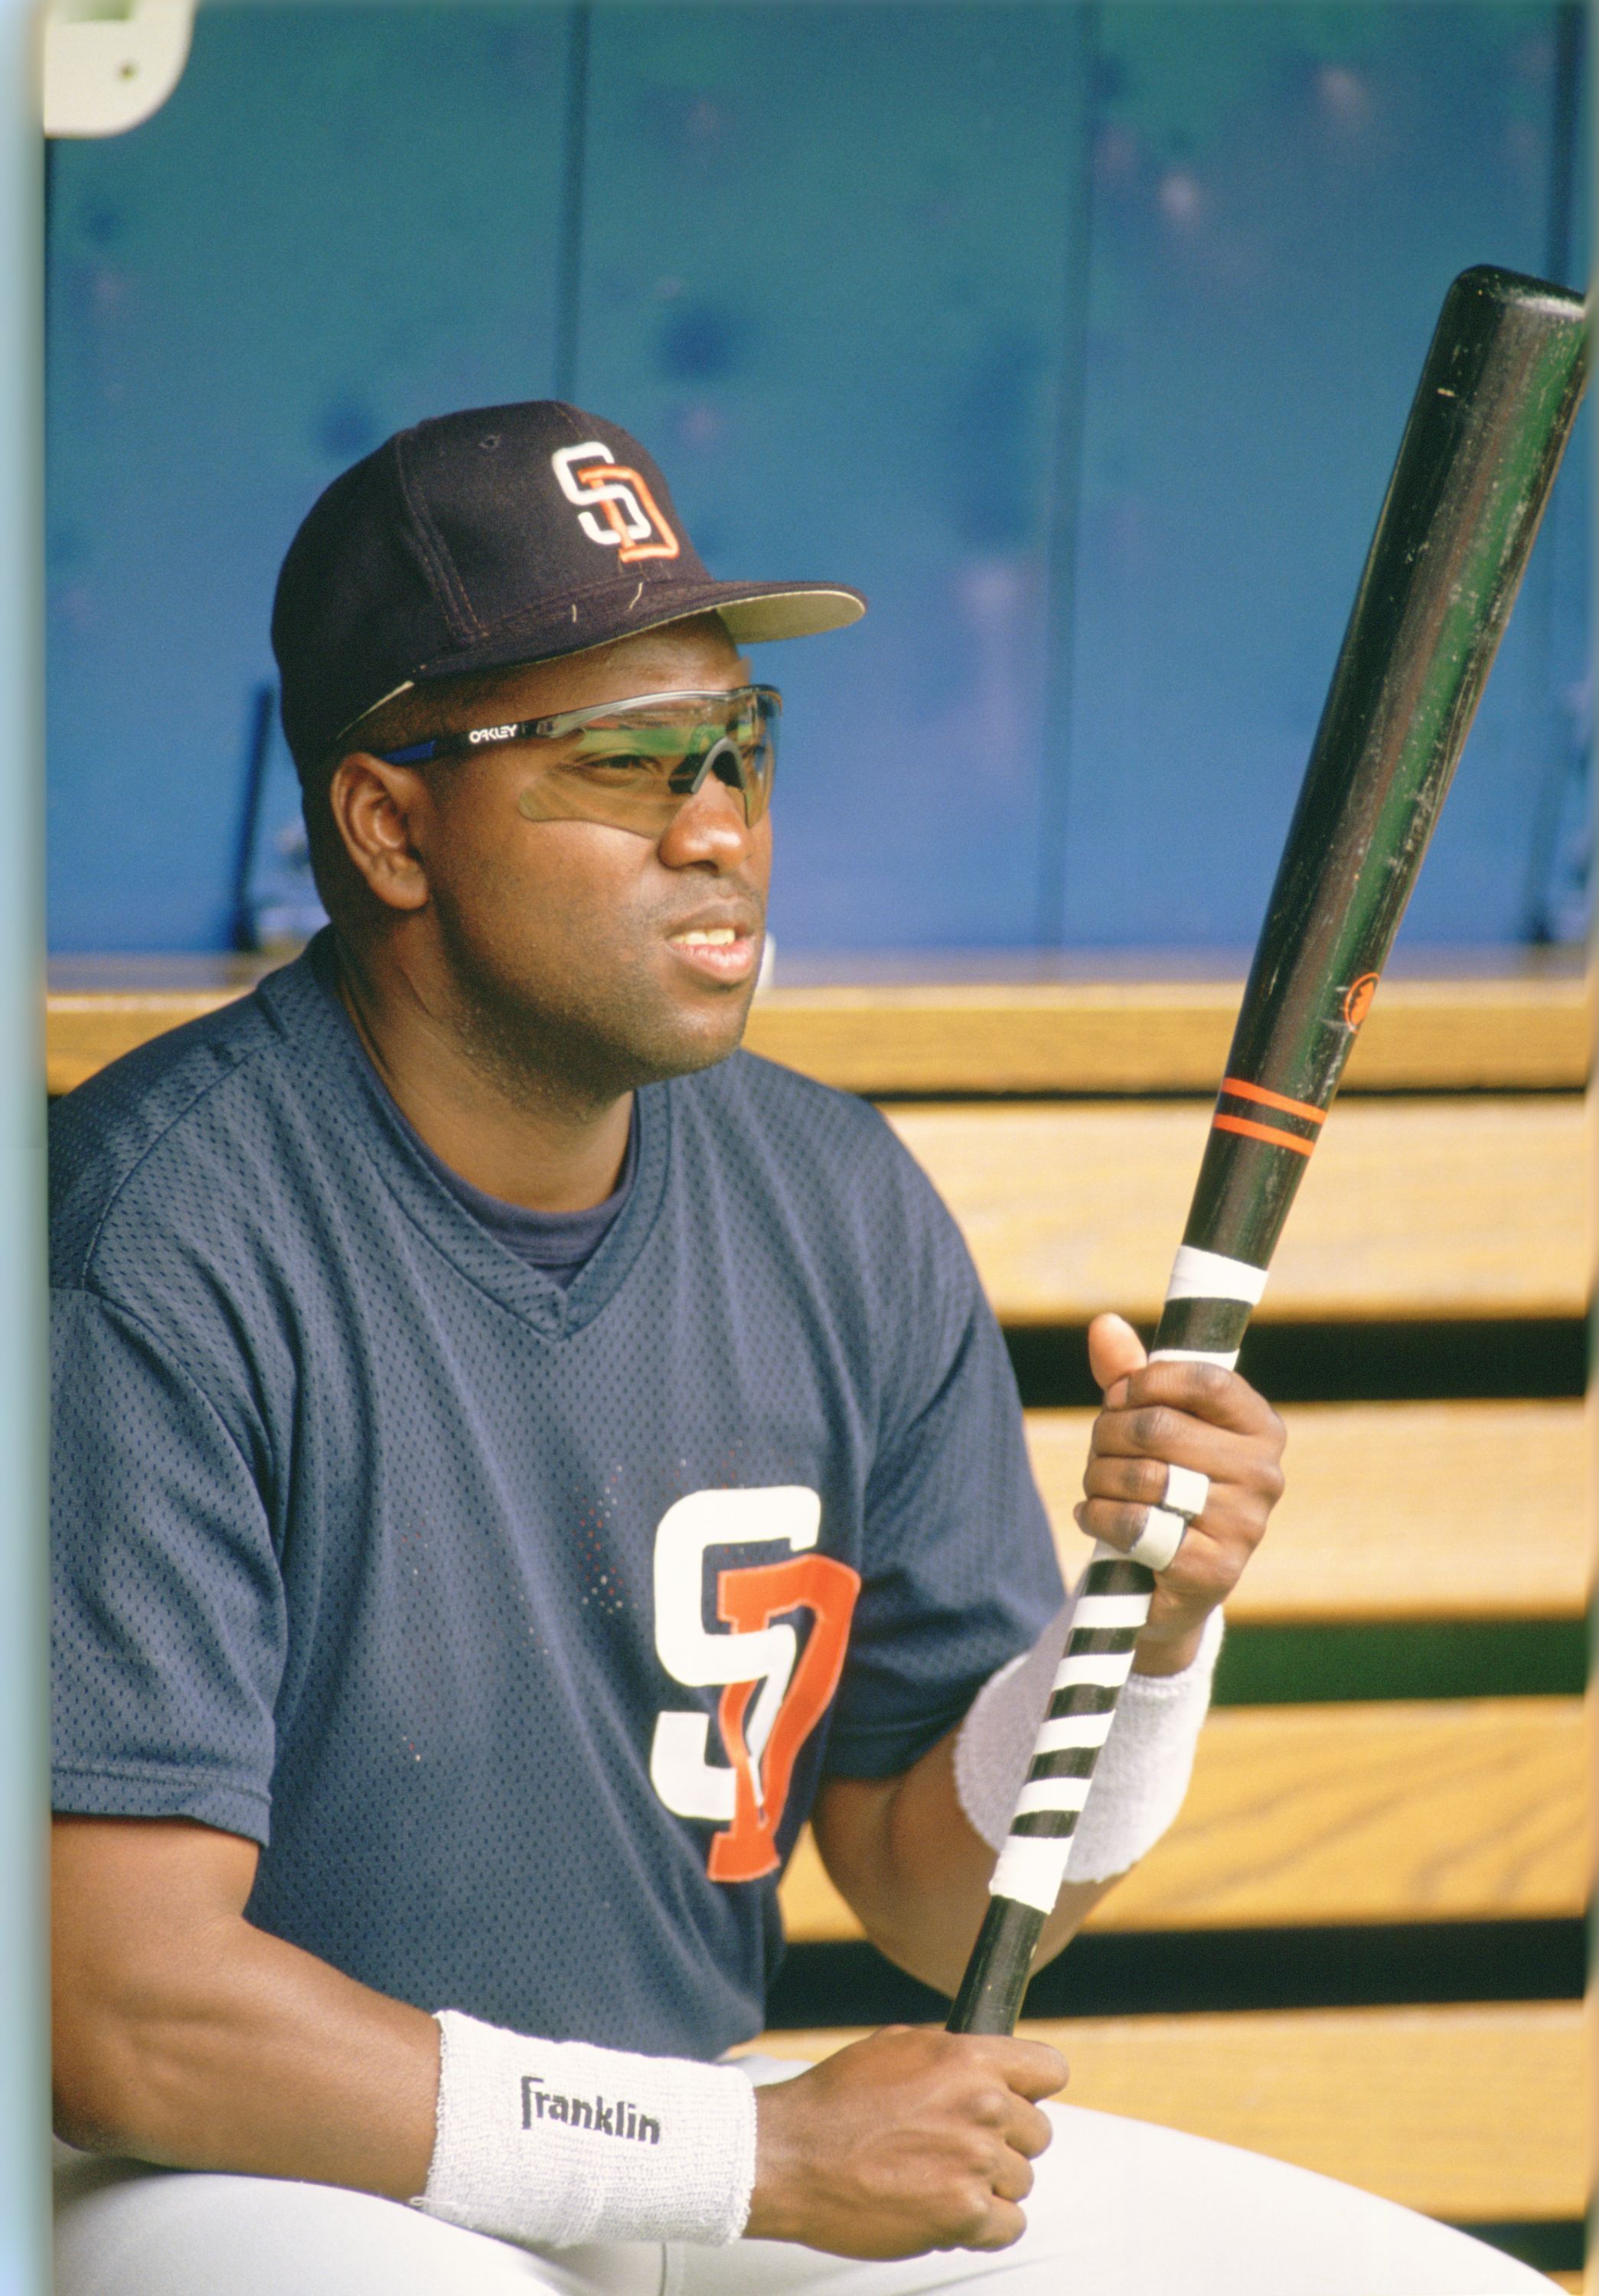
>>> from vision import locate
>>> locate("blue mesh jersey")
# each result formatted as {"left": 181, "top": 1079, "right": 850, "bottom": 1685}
{"left": 51, "top": 935, "right": 1062, "bottom": 2060}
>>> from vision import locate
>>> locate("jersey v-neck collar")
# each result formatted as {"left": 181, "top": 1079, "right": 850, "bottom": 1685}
{"left": 258, "top": 933, "right": 671, "bottom": 1341}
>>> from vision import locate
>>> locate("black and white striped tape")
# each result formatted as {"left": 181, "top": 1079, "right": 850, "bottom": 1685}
{"left": 984, "top": 1242, "right": 1268, "bottom": 1917}
{"left": 1125, "top": 1245, "right": 1268, "bottom": 1567}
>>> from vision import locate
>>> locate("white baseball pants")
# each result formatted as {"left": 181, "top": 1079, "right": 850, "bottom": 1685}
{"left": 54, "top": 2058, "right": 1554, "bottom": 2296}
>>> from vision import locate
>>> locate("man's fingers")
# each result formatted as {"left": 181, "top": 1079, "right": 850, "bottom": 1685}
{"left": 988, "top": 2146, "right": 1036, "bottom": 2206}
{"left": 748, "top": 2025, "right": 1061, "bottom": 2260}
{"left": 1002, "top": 2096, "right": 1056, "bottom": 2161}
{"left": 955, "top": 2199, "right": 1027, "bottom": 2254}
{"left": 1108, "top": 1357, "right": 1282, "bottom": 1436}
{"left": 1082, "top": 1452, "right": 1203, "bottom": 1511}
{"left": 1072, "top": 1324, "right": 1287, "bottom": 1646}
{"left": 1073, "top": 1495, "right": 1242, "bottom": 1571}
{"left": 989, "top": 2037, "right": 1067, "bottom": 2102}
{"left": 1075, "top": 1497, "right": 1170, "bottom": 1555}
{"left": 1090, "top": 1405, "right": 1284, "bottom": 1496}
{"left": 1086, "top": 1312, "right": 1147, "bottom": 1395}
{"left": 1089, "top": 1408, "right": 1248, "bottom": 1481}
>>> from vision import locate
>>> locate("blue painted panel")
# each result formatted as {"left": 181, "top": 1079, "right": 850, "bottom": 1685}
{"left": 1058, "top": 2, "right": 1590, "bottom": 948}
{"left": 47, "top": 5, "right": 573, "bottom": 951}
{"left": 44, "top": 2, "right": 1588, "bottom": 954}
{"left": 574, "top": 2, "right": 1094, "bottom": 951}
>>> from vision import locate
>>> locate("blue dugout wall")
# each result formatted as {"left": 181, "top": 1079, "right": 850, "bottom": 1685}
{"left": 46, "top": 2, "right": 1591, "bottom": 957}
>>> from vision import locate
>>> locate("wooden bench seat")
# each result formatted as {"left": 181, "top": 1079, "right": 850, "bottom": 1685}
{"left": 745, "top": 968, "right": 1590, "bottom": 1096}
{"left": 46, "top": 960, "right": 1589, "bottom": 1098}
{"left": 746, "top": 2001, "right": 1584, "bottom": 2226}
{"left": 52, "top": 990, "right": 1587, "bottom": 1324}
{"left": 885, "top": 1097, "right": 1586, "bottom": 1323}
{"left": 1027, "top": 1399, "right": 1588, "bottom": 1622}
{"left": 781, "top": 1695, "right": 1584, "bottom": 1940}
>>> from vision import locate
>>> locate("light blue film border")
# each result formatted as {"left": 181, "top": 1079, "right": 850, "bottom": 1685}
{"left": 2, "top": 5, "right": 48, "bottom": 2294}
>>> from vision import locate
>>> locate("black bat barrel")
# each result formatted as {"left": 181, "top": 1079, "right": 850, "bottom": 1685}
{"left": 948, "top": 266, "right": 1588, "bottom": 2042}
{"left": 1169, "top": 266, "right": 1588, "bottom": 1363}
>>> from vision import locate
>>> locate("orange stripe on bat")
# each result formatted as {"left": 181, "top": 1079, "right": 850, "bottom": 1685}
{"left": 1221, "top": 1077, "right": 1327, "bottom": 1124}
{"left": 1212, "top": 1112, "right": 1316, "bottom": 1156}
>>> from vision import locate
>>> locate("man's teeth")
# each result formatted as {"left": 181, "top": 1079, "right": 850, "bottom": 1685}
{"left": 673, "top": 928, "right": 738, "bottom": 947}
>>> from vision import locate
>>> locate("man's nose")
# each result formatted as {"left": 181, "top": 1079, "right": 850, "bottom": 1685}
{"left": 656, "top": 773, "right": 756, "bottom": 868}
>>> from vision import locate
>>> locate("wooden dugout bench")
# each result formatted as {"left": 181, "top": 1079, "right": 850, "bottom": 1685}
{"left": 49, "top": 954, "right": 1590, "bottom": 2284}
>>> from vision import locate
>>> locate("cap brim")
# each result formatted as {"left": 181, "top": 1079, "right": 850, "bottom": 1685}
{"left": 703, "top": 584, "right": 866, "bottom": 643}
{"left": 412, "top": 576, "right": 866, "bottom": 693}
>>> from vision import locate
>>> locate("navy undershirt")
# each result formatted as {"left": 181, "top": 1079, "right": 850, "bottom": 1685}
{"left": 338, "top": 1001, "right": 637, "bottom": 1286}
{"left": 408, "top": 1111, "right": 638, "bottom": 1284}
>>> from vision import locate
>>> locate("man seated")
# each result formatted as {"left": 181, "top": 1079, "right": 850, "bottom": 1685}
{"left": 50, "top": 403, "right": 1545, "bottom": 2293}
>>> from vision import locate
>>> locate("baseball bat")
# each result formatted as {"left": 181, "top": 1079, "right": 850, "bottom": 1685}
{"left": 948, "top": 263, "right": 1589, "bottom": 2037}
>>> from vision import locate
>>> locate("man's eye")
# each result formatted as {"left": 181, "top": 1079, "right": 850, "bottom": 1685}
{"left": 575, "top": 752, "right": 661, "bottom": 776}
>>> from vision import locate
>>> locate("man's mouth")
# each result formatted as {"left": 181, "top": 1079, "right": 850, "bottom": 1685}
{"left": 666, "top": 923, "right": 758, "bottom": 983}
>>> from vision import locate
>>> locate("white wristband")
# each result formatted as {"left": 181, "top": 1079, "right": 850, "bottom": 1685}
{"left": 414, "top": 2011, "right": 757, "bottom": 2249}
{"left": 1064, "top": 1604, "right": 1223, "bottom": 1881}
{"left": 953, "top": 1597, "right": 1223, "bottom": 1876}
{"left": 952, "top": 1596, "right": 1076, "bottom": 1854}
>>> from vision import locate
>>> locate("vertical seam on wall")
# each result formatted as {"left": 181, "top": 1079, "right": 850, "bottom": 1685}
{"left": 1033, "top": 2, "right": 1101, "bottom": 947}
{"left": 554, "top": 2, "right": 592, "bottom": 403}
{"left": 1542, "top": 0, "right": 1583, "bottom": 287}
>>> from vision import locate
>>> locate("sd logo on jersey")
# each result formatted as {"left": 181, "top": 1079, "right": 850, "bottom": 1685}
{"left": 551, "top": 442, "right": 681, "bottom": 565}
{"left": 648, "top": 1488, "right": 860, "bottom": 1883}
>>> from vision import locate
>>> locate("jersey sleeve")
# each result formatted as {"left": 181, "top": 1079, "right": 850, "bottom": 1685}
{"left": 823, "top": 1167, "right": 1066, "bottom": 1780}
{"left": 51, "top": 1285, "right": 286, "bottom": 1843}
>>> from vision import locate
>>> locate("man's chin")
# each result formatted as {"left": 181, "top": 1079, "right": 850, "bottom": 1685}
{"left": 622, "top": 991, "right": 756, "bottom": 1088}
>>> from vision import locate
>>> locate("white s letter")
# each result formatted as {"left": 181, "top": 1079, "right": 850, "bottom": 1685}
{"left": 550, "top": 442, "right": 651, "bottom": 547}
{"left": 648, "top": 1488, "right": 821, "bottom": 1823}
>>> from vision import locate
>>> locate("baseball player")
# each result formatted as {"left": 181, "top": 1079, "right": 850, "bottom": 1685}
{"left": 50, "top": 405, "right": 1547, "bottom": 2293}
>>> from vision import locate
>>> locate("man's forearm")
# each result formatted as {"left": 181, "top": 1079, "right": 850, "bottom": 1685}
{"left": 53, "top": 1820, "right": 439, "bottom": 2197}
{"left": 810, "top": 1735, "right": 1116, "bottom": 1997}
{"left": 55, "top": 1912, "right": 440, "bottom": 2196}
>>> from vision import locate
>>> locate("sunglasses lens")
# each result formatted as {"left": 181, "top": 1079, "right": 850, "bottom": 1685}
{"left": 516, "top": 690, "right": 778, "bottom": 831}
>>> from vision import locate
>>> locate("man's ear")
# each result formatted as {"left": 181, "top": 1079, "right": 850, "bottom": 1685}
{"left": 328, "top": 751, "right": 432, "bottom": 914}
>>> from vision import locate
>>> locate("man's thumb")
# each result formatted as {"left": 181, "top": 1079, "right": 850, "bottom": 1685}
{"left": 1087, "top": 1312, "right": 1147, "bottom": 1395}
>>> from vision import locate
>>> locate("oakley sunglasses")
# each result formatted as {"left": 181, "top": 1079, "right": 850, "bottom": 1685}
{"left": 375, "top": 684, "right": 782, "bottom": 833}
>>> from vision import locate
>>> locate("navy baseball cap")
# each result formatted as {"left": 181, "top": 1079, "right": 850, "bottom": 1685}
{"left": 272, "top": 400, "right": 866, "bottom": 771}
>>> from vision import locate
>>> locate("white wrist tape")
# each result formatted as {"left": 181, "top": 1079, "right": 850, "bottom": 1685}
{"left": 953, "top": 1597, "right": 1224, "bottom": 1877}
{"left": 1063, "top": 1604, "right": 1223, "bottom": 1880}
{"left": 414, "top": 2010, "right": 757, "bottom": 2249}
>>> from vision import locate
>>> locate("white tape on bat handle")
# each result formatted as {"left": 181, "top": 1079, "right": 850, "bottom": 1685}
{"left": 1165, "top": 1245, "right": 1270, "bottom": 1305}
